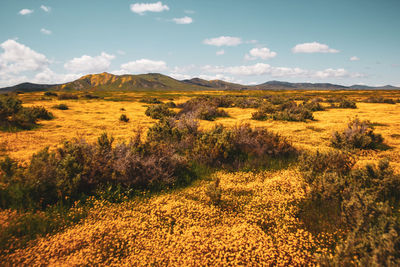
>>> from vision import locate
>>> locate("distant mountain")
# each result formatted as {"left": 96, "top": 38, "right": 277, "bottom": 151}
{"left": 349, "top": 84, "right": 400, "bottom": 90}
{"left": 254, "top": 81, "right": 348, "bottom": 90}
{"left": 53, "top": 72, "right": 207, "bottom": 91}
{"left": 0, "top": 82, "right": 58, "bottom": 93}
{"left": 182, "top": 78, "right": 249, "bottom": 90}
{"left": 1, "top": 73, "right": 399, "bottom": 93}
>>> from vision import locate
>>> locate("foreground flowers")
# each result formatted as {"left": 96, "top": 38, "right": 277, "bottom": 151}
{"left": 3, "top": 169, "right": 338, "bottom": 265}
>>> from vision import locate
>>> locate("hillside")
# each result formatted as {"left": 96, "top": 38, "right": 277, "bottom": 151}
{"left": 54, "top": 72, "right": 208, "bottom": 91}
{"left": 0, "top": 82, "right": 58, "bottom": 93}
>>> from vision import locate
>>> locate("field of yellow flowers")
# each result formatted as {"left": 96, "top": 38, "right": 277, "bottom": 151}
{"left": 3, "top": 169, "right": 341, "bottom": 265}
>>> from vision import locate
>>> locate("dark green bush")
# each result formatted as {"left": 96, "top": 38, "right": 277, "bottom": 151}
{"left": 44, "top": 92, "right": 58, "bottom": 97}
{"left": 337, "top": 99, "right": 357, "bottom": 109}
{"left": 0, "top": 96, "right": 54, "bottom": 131}
{"left": 303, "top": 101, "right": 325, "bottom": 111}
{"left": 192, "top": 124, "right": 296, "bottom": 168}
{"left": 119, "top": 114, "right": 129, "bottom": 122}
{"left": 0, "top": 133, "right": 193, "bottom": 210}
{"left": 145, "top": 104, "right": 176, "bottom": 120}
{"left": 177, "top": 98, "right": 229, "bottom": 121}
{"left": 83, "top": 94, "right": 100, "bottom": 99}
{"left": 251, "top": 100, "right": 314, "bottom": 122}
{"left": 331, "top": 118, "right": 384, "bottom": 150}
{"left": 139, "top": 97, "right": 162, "bottom": 104}
{"left": 53, "top": 104, "right": 69, "bottom": 110}
{"left": 24, "top": 106, "right": 54, "bottom": 120}
{"left": 58, "top": 93, "right": 78, "bottom": 100}
{"left": 365, "top": 96, "right": 396, "bottom": 104}
{"left": 299, "top": 154, "right": 400, "bottom": 265}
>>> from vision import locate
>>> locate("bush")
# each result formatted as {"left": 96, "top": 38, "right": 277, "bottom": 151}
{"left": 0, "top": 96, "right": 54, "bottom": 131}
{"left": 299, "top": 155, "right": 400, "bottom": 265}
{"left": 145, "top": 104, "right": 176, "bottom": 120}
{"left": 119, "top": 114, "right": 129, "bottom": 122}
{"left": 58, "top": 93, "right": 78, "bottom": 100}
{"left": 44, "top": 92, "right": 58, "bottom": 97}
{"left": 192, "top": 124, "right": 296, "bottom": 168}
{"left": 337, "top": 99, "right": 357, "bottom": 109}
{"left": 251, "top": 101, "right": 314, "bottom": 122}
{"left": 139, "top": 97, "right": 162, "bottom": 104}
{"left": 365, "top": 96, "right": 396, "bottom": 104}
{"left": 83, "top": 94, "right": 100, "bottom": 99}
{"left": 303, "top": 101, "right": 325, "bottom": 111}
{"left": 53, "top": 104, "right": 69, "bottom": 110}
{"left": 0, "top": 132, "right": 194, "bottom": 210}
{"left": 164, "top": 101, "right": 177, "bottom": 108}
{"left": 251, "top": 110, "right": 268, "bottom": 121}
{"left": 177, "top": 98, "right": 229, "bottom": 121}
{"left": 24, "top": 106, "right": 54, "bottom": 120}
{"left": 298, "top": 150, "right": 355, "bottom": 182}
{"left": 331, "top": 118, "right": 384, "bottom": 150}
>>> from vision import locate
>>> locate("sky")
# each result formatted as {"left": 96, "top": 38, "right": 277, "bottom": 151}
{"left": 0, "top": 0, "right": 399, "bottom": 87}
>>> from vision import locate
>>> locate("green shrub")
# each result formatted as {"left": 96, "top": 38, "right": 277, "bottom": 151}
{"left": 44, "top": 92, "right": 58, "bottom": 97}
{"left": 365, "top": 96, "right": 396, "bottom": 104}
{"left": 145, "top": 104, "right": 176, "bottom": 120}
{"left": 25, "top": 106, "right": 54, "bottom": 120}
{"left": 331, "top": 118, "right": 384, "bottom": 150}
{"left": 0, "top": 96, "right": 54, "bottom": 131}
{"left": 139, "top": 97, "right": 162, "bottom": 104}
{"left": 337, "top": 99, "right": 357, "bottom": 109}
{"left": 58, "top": 93, "right": 78, "bottom": 100}
{"left": 299, "top": 155, "right": 400, "bottom": 265}
{"left": 192, "top": 124, "right": 296, "bottom": 168}
{"left": 53, "top": 104, "right": 69, "bottom": 110}
{"left": 119, "top": 114, "right": 129, "bottom": 122}
{"left": 177, "top": 98, "right": 228, "bottom": 121}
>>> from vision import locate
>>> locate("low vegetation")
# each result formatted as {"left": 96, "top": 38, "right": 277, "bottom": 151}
{"left": 299, "top": 150, "right": 400, "bottom": 265}
{"left": 331, "top": 118, "right": 384, "bottom": 150}
{"left": 58, "top": 93, "right": 78, "bottom": 100}
{"left": 52, "top": 103, "right": 69, "bottom": 110}
{"left": 0, "top": 95, "right": 54, "bottom": 131}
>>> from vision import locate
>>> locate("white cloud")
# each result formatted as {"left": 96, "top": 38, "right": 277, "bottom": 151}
{"left": 169, "top": 73, "right": 192, "bottom": 80}
{"left": 40, "top": 28, "right": 52, "bottom": 35}
{"left": 19, "top": 9, "right": 34, "bottom": 15}
{"left": 172, "top": 16, "right": 193, "bottom": 24}
{"left": 0, "top": 39, "right": 49, "bottom": 74}
{"left": 203, "top": 63, "right": 361, "bottom": 79}
{"left": 64, "top": 52, "right": 115, "bottom": 73}
{"left": 216, "top": 49, "right": 225, "bottom": 56}
{"left": 203, "top": 36, "right": 242, "bottom": 47}
{"left": 245, "top": 47, "right": 277, "bottom": 60}
{"left": 33, "top": 68, "right": 81, "bottom": 84}
{"left": 118, "top": 59, "right": 167, "bottom": 73}
{"left": 292, "top": 42, "right": 339, "bottom": 53}
{"left": 130, "top": 2, "right": 169, "bottom": 15}
{"left": 350, "top": 56, "right": 359, "bottom": 61}
{"left": 40, "top": 5, "right": 51, "bottom": 12}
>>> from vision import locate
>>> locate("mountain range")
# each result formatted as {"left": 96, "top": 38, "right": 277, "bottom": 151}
{"left": 0, "top": 72, "right": 399, "bottom": 93}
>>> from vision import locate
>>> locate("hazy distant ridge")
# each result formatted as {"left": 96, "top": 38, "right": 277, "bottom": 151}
{"left": 1, "top": 72, "right": 399, "bottom": 93}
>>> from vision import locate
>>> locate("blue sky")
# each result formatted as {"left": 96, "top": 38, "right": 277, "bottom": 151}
{"left": 0, "top": 0, "right": 399, "bottom": 87}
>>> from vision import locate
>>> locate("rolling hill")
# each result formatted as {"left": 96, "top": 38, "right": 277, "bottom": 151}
{"left": 1, "top": 72, "right": 399, "bottom": 93}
